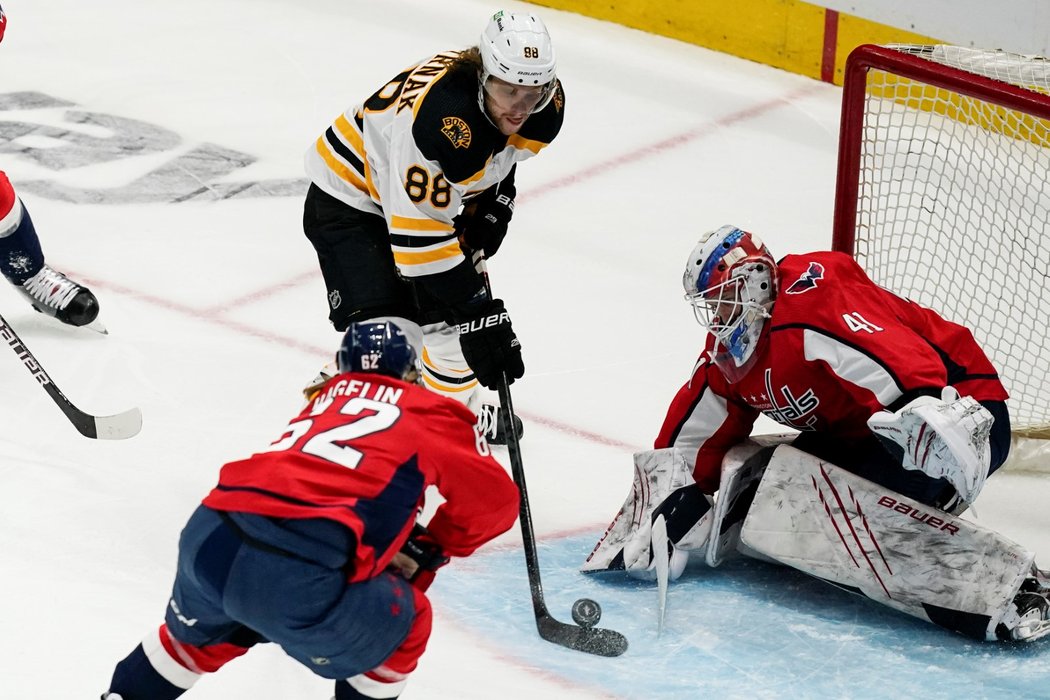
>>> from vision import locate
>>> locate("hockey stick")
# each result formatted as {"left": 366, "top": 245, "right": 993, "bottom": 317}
{"left": 0, "top": 312, "right": 142, "bottom": 440}
{"left": 653, "top": 513, "right": 670, "bottom": 636}
{"left": 478, "top": 259, "right": 628, "bottom": 657}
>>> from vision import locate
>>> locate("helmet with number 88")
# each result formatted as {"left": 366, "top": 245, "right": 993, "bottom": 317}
{"left": 682, "top": 225, "right": 778, "bottom": 382}
{"left": 478, "top": 11, "right": 557, "bottom": 114}
{"left": 337, "top": 319, "right": 424, "bottom": 384}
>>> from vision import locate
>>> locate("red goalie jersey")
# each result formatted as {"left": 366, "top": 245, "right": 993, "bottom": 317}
{"left": 656, "top": 251, "right": 1008, "bottom": 494}
{"left": 202, "top": 372, "right": 519, "bottom": 583}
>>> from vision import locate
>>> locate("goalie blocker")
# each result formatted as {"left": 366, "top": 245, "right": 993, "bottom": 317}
{"left": 581, "top": 447, "right": 714, "bottom": 581}
{"left": 741, "top": 445, "right": 1050, "bottom": 642}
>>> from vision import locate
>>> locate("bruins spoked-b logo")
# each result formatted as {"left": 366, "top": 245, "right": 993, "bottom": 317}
{"left": 441, "top": 116, "right": 472, "bottom": 149}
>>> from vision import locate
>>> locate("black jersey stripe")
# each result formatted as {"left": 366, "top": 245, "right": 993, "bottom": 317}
{"left": 389, "top": 231, "right": 459, "bottom": 248}
{"left": 324, "top": 127, "right": 366, "bottom": 177}
{"left": 422, "top": 364, "right": 476, "bottom": 385}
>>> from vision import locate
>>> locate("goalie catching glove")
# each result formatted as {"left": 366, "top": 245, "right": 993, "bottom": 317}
{"left": 866, "top": 386, "right": 994, "bottom": 506}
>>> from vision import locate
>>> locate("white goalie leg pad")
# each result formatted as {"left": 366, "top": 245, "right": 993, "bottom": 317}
{"left": 866, "top": 386, "right": 993, "bottom": 504}
{"left": 581, "top": 447, "right": 714, "bottom": 581}
{"left": 740, "top": 445, "right": 1034, "bottom": 641}
{"left": 705, "top": 434, "right": 793, "bottom": 567}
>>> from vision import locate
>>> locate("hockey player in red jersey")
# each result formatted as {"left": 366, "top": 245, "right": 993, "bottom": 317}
{"left": 0, "top": 6, "right": 100, "bottom": 327}
{"left": 103, "top": 319, "right": 519, "bottom": 700}
{"left": 583, "top": 226, "right": 1050, "bottom": 643}
{"left": 302, "top": 10, "right": 564, "bottom": 444}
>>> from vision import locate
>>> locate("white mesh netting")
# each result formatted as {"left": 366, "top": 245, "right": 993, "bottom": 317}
{"left": 852, "top": 44, "right": 1050, "bottom": 453}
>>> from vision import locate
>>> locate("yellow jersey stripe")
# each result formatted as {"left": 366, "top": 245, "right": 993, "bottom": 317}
{"left": 390, "top": 215, "right": 454, "bottom": 233}
{"left": 392, "top": 241, "right": 463, "bottom": 266}
{"left": 507, "top": 134, "right": 547, "bottom": 154}
{"left": 330, "top": 114, "right": 380, "bottom": 202}
{"left": 333, "top": 113, "right": 365, "bottom": 154}
{"left": 453, "top": 158, "right": 492, "bottom": 187}
{"left": 421, "top": 347, "right": 473, "bottom": 375}
{"left": 315, "top": 138, "right": 370, "bottom": 195}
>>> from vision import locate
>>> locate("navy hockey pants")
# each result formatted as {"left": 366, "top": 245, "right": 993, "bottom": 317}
{"left": 175, "top": 505, "right": 421, "bottom": 677}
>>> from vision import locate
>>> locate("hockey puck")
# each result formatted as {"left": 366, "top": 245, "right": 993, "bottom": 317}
{"left": 571, "top": 598, "right": 602, "bottom": 628}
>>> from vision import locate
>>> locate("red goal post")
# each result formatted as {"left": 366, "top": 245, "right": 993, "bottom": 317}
{"left": 832, "top": 44, "right": 1050, "bottom": 470}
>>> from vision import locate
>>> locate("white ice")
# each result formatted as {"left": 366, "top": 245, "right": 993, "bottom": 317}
{"left": 1, "top": 1, "right": 1048, "bottom": 698}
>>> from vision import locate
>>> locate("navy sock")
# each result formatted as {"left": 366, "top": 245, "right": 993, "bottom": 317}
{"left": 108, "top": 643, "right": 187, "bottom": 700}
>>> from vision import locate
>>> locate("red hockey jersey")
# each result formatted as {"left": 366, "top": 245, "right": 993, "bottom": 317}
{"left": 656, "top": 251, "right": 1008, "bottom": 494}
{"left": 0, "top": 171, "right": 19, "bottom": 236}
{"left": 202, "top": 372, "right": 519, "bottom": 582}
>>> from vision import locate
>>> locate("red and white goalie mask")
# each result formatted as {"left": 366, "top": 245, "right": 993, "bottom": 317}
{"left": 682, "top": 225, "right": 778, "bottom": 382}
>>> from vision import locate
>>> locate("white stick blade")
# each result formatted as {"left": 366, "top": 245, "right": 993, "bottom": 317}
{"left": 94, "top": 407, "right": 143, "bottom": 440}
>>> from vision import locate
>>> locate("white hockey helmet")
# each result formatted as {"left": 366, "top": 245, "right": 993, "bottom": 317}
{"left": 683, "top": 225, "right": 778, "bottom": 382}
{"left": 478, "top": 11, "right": 558, "bottom": 114}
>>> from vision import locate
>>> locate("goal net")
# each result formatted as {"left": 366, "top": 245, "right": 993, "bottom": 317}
{"left": 832, "top": 44, "right": 1050, "bottom": 471}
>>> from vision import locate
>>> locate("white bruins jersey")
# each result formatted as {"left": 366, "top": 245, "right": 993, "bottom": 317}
{"left": 305, "top": 51, "right": 565, "bottom": 279}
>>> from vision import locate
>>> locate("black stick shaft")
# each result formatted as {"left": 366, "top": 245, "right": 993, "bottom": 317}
{"left": 495, "top": 370, "right": 551, "bottom": 621}
{"left": 478, "top": 260, "right": 627, "bottom": 657}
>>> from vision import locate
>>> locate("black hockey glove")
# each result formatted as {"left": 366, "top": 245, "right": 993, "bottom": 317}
{"left": 453, "top": 298, "right": 524, "bottom": 390}
{"left": 458, "top": 193, "right": 513, "bottom": 258}
{"left": 398, "top": 524, "right": 450, "bottom": 582}
{"left": 456, "top": 180, "right": 515, "bottom": 259}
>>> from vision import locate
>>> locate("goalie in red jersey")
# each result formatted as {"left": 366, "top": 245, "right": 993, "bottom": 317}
{"left": 657, "top": 224, "right": 1010, "bottom": 507}
{"left": 104, "top": 319, "right": 519, "bottom": 700}
{"left": 584, "top": 226, "right": 1050, "bottom": 643}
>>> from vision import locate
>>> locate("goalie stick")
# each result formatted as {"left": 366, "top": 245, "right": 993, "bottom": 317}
{"left": 653, "top": 514, "right": 670, "bottom": 636}
{"left": 480, "top": 259, "right": 628, "bottom": 657}
{"left": 0, "top": 311, "right": 142, "bottom": 440}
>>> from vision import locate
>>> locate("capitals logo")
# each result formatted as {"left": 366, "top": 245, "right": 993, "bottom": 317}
{"left": 441, "top": 116, "right": 472, "bottom": 149}
{"left": 786, "top": 262, "right": 824, "bottom": 294}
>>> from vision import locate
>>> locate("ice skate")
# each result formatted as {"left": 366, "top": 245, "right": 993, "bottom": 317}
{"left": 476, "top": 403, "right": 523, "bottom": 445}
{"left": 18, "top": 264, "right": 101, "bottom": 329}
{"left": 997, "top": 591, "right": 1050, "bottom": 642}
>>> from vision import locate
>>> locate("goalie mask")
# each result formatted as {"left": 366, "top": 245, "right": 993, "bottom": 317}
{"left": 478, "top": 11, "right": 558, "bottom": 116}
{"left": 683, "top": 225, "right": 777, "bottom": 382}
{"left": 337, "top": 319, "right": 423, "bottom": 384}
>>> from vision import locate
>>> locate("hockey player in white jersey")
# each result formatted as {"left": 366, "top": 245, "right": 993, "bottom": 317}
{"left": 583, "top": 225, "right": 1050, "bottom": 643}
{"left": 301, "top": 10, "right": 564, "bottom": 443}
